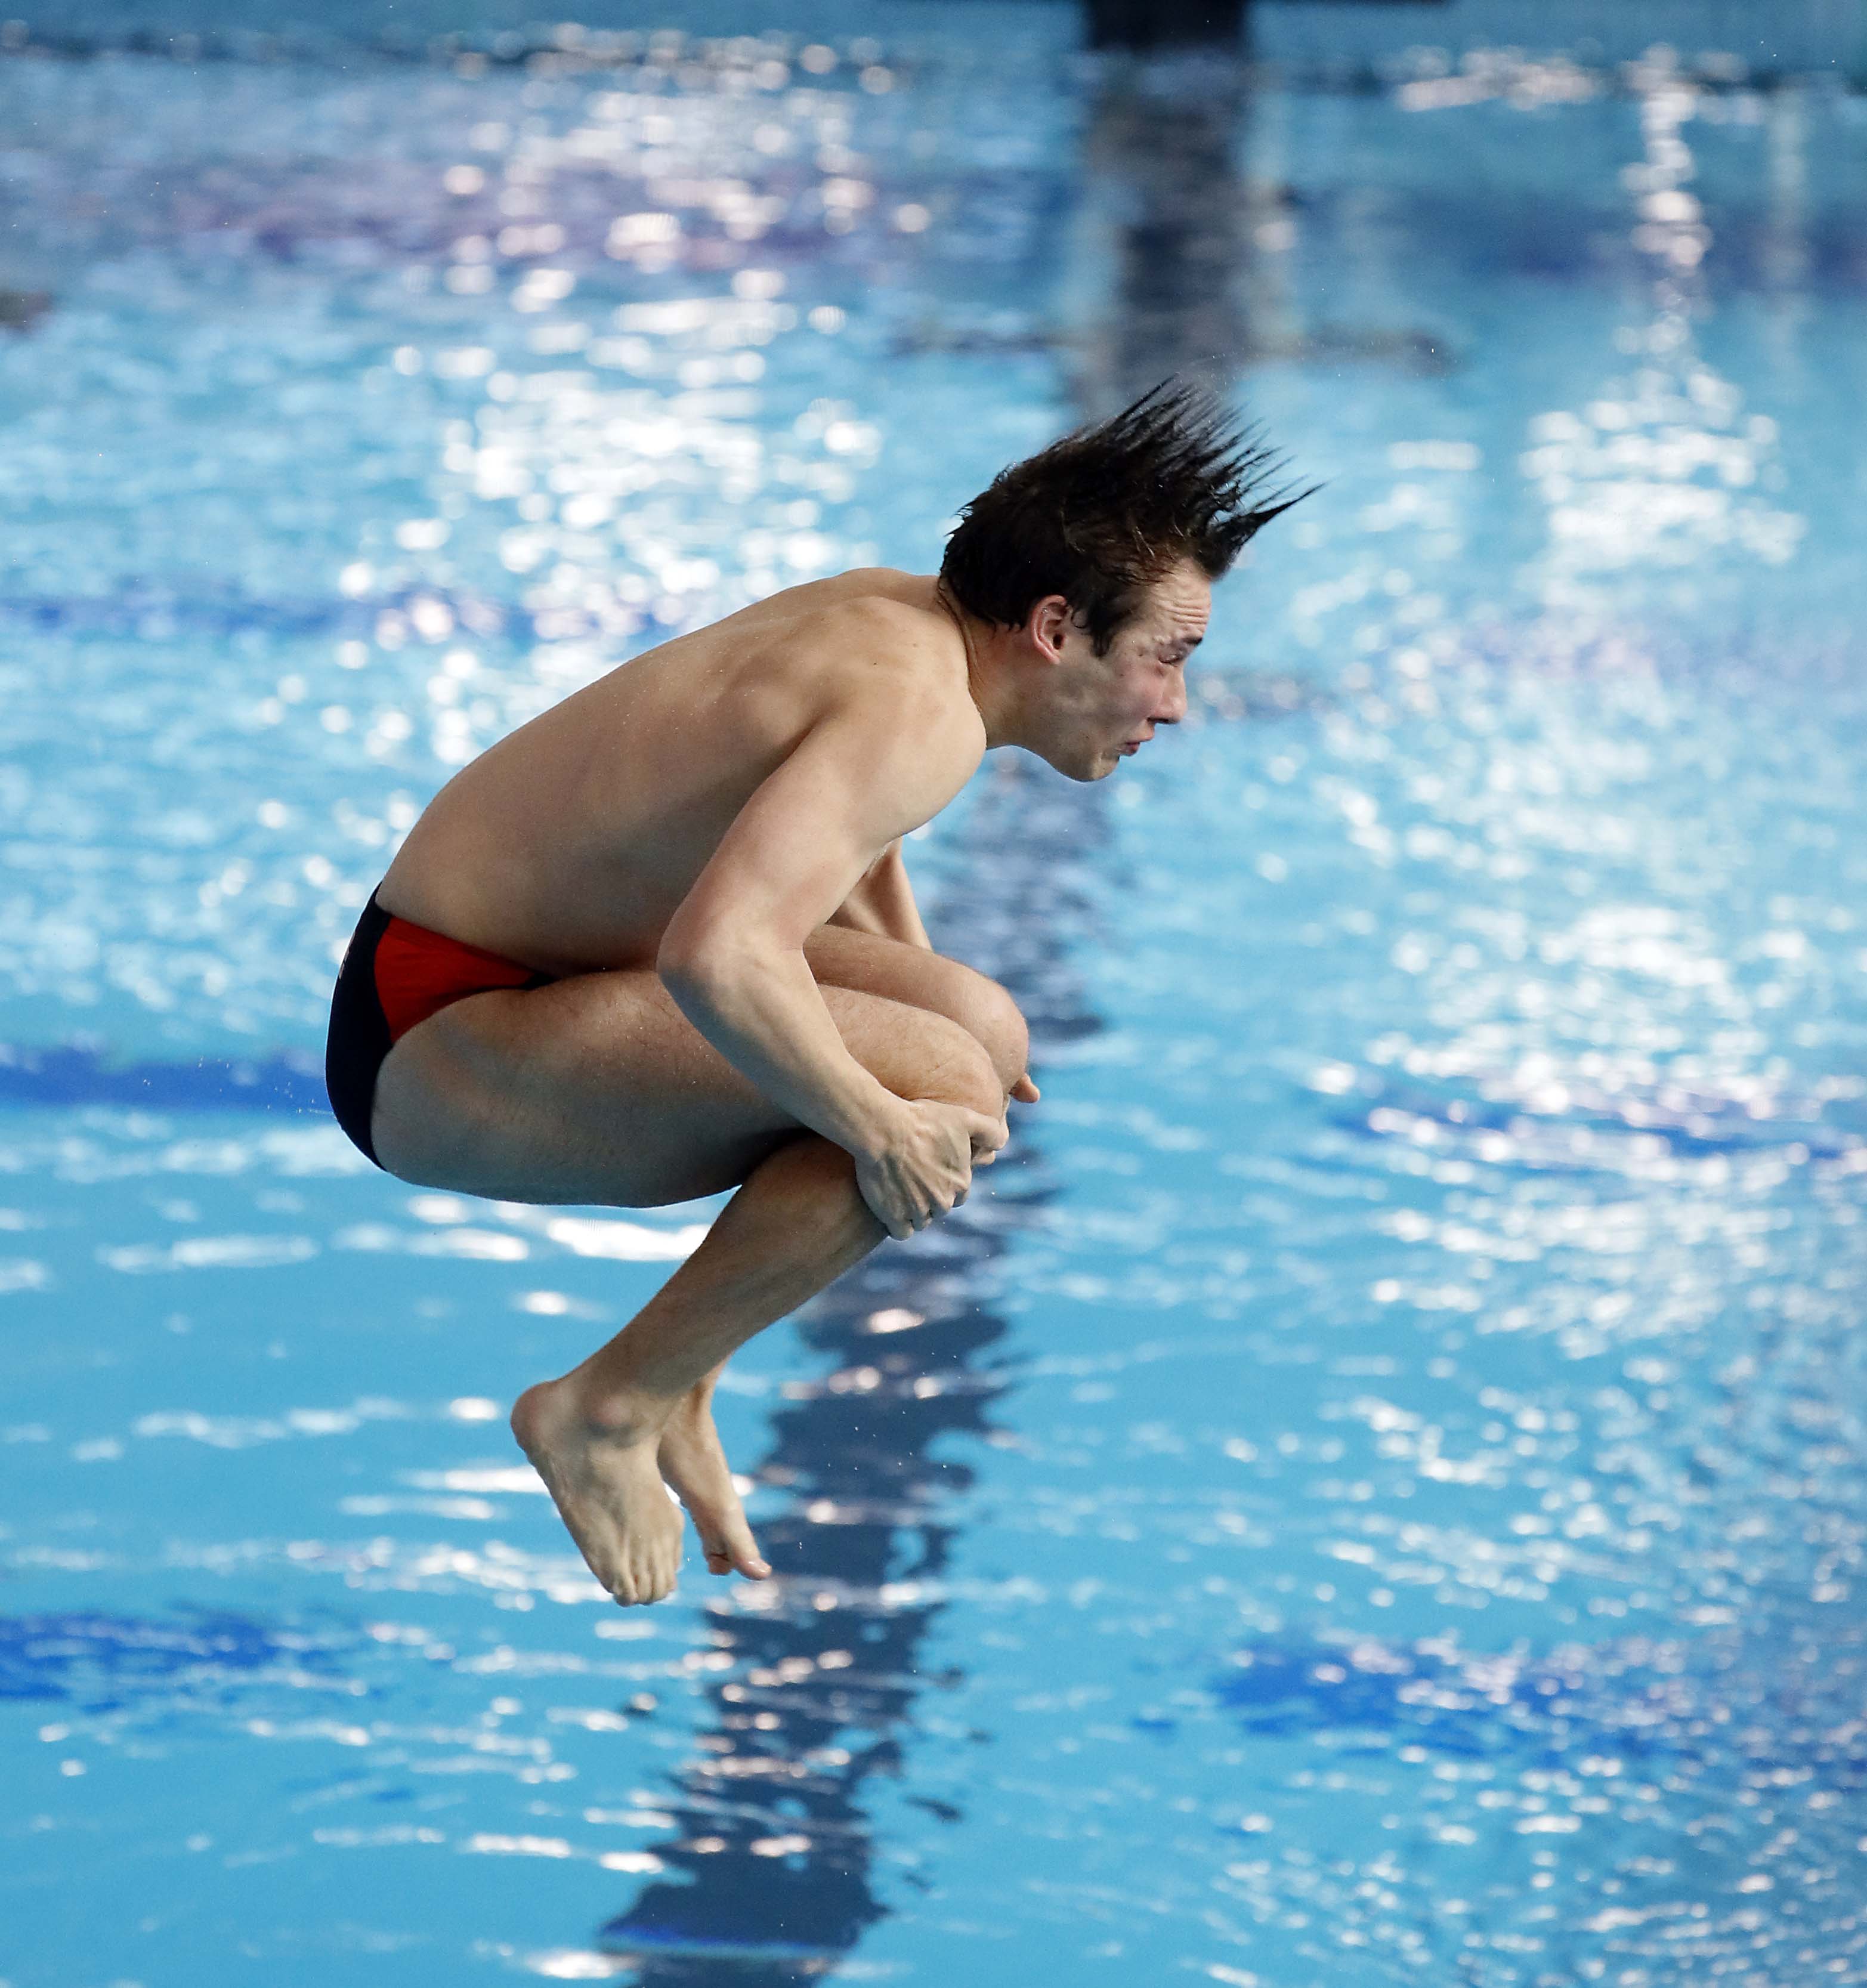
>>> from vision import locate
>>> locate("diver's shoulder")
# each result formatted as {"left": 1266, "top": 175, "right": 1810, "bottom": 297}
{"left": 793, "top": 570, "right": 959, "bottom": 659}
{"left": 735, "top": 571, "right": 973, "bottom": 732}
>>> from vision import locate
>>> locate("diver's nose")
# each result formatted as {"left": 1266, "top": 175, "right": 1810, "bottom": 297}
{"left": 1156, "top": 675, "right": 1189, "bottom": 726}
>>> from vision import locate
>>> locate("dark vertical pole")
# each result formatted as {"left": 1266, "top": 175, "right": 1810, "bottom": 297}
{"left": 1084, "top": 0, "right": 1248, "bottom": 52}
{"left": 1078, "top": 55, "right": 1249, "bottom": 414}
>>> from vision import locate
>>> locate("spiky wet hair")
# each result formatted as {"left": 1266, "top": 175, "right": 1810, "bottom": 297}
{"left": 939, "top": 381, "right": 1310, "bottom": 655}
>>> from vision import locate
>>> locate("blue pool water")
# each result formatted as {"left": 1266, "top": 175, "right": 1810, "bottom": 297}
{"left": 5, "top": 11, "right": 1867, "bottom": 1985}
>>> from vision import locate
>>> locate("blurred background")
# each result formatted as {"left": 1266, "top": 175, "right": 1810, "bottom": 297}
{"left": 4, "top": 3, "right": 1867, "bottom": 1984}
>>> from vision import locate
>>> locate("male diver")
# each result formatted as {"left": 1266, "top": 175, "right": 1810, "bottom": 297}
{"left": 325, "top": 384, "right": 1303, "bottom": 1604}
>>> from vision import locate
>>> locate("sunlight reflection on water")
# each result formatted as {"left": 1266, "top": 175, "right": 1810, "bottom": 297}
{"left": 3, "top": 11, "right": 1867, "bottom": 1987}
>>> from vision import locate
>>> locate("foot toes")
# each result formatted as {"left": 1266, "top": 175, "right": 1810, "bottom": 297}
{"left": 694, "top": 1524, "right": 731, "bottom": 1571}
{"left": 724, "top": 1528, "right": 770, "bottom": 1579}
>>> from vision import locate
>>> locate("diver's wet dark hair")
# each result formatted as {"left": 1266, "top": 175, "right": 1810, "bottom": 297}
{"left": 939, "top": 380, "right": 1311, "bottom": 656}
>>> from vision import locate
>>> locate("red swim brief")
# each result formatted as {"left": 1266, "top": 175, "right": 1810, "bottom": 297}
{"left": 324, "top": 888, "right": 555, "bottom": 1168}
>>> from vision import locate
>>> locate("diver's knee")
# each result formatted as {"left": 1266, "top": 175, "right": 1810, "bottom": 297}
{"left": 956, "top": 972, "right": 1029, "bottom": 1096}
{"left": 919, "top": 1016, "right": 1005, "bottom": 1121}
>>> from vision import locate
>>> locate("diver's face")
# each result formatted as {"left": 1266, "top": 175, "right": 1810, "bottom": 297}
{"left": 1041, "top": 559, "right": 1207, "bottom": 782}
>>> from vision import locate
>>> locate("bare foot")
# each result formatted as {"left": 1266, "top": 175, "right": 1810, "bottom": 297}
{"left": 511, "top": 1377, "right": 685, "bottom": 1604}
{"left": 657, "top": 1392, "right": 771, "bottom": 1581}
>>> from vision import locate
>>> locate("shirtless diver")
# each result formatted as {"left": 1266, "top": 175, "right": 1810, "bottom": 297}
{"left": 324, "top": 383, "right": 1304, "bottom": 1606}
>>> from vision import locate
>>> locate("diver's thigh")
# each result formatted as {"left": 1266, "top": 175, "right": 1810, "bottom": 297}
{"left": 367, "top": 964, "right": 1000, "bottom": 1207}
{"left": 803, "top": 925, "right": 979, "bottom": 1008}
{"left": 369, "top": 968, "right": 789, "bottom": 1205}
{"left": 803, "top": 926, "right": 1028, "bottom": 1091}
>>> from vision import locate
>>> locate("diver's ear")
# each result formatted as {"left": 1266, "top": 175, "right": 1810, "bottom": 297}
{"left": 1027, "top": 593, "right": 1075, "bottom": 666}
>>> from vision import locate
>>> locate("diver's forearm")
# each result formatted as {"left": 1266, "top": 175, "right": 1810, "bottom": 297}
{"left": 827, "top": 845, "right": 930, "bottom": 949}
{"left": 880, "top": 860, "right": 932, "bottom": 948}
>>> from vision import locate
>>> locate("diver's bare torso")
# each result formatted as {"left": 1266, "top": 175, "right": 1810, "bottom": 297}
{"left": 375, "top": 568, "right": 975, "bottom": 972}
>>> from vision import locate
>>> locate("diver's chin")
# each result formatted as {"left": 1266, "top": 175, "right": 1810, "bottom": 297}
{"left": 1035, "top": 742, "right": 1118, "bottom": 783}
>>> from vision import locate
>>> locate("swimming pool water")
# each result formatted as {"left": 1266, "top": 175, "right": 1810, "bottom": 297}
{"left": 4, "top": 12, "right": 1867, "bottom": 1986}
